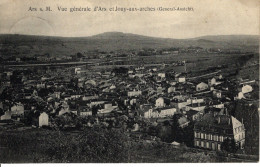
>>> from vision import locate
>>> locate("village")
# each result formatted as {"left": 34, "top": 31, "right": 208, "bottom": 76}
{"left": 0, "top": 49, "right": 258, "bottom": 159}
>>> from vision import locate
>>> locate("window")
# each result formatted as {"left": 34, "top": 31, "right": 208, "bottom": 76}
{"left": 196, "top": 132, "right": 200, "bottom": 138}
{"left": 218, "top": 144, "right": 221, "bottom": 151}
{"left": 212, "top": 143, "right": 215, "bottom": 150}
{"left": 205, "top": 134, "right": 208, "bottom": 140}
{"left": 196, "top": 141, "right": 200, "bottom": 147}
{"left": 220, "top": 136, "right": 223, "bottom": 142}
{"left": 206, "top": 142, "right": 209, "bottom": 148}
{"left": 210, "top": 134, "right": 213, "bottom": 140}
{"left": 201, "top": 141, "right": 204, "bottom": 148}
{"left": 201, "top": 133, "right": 204, "bottom": 139}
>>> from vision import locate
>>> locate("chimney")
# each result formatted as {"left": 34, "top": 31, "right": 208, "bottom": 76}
{"left": 228, "top": 118, "right": 231, "bottom": 125}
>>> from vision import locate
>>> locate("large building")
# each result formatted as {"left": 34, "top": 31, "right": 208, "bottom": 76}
{"left": 194, "top": 113, "right": 245, "bottom": 151}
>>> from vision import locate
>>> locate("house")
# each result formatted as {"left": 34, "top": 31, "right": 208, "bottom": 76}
{"left": 157, "top": 107, "right": 177, "bottom": 118}
{"left": 237, "top": 92, "right": 245, "bottom": 99}
{"left": 132, "top": 123, "right": 139, "bottom": 131}
{"left": 208, "top": 78, "right": 216, "bottom": 86}
{"left": 135, "top": 73, "right": 144, "bottom": 78}
{"left": 53, "top": 92, "right": 61, "bottom": 99}
{"left": 39, "top": 112, "right": 49, "bottom": 127}
{"left": 186, "top": 102, "right": 206, "bottom": 112}
{"left": 158, "top": 73, "right": 166, "bottom": 78}
{"left": 213, "top": 90, "right": 222, "bottom": 98}
{"left": 168, "top": 87, "right": 175, "bottom": 93}
{"left": 90, "top": 100, "right": 106, "bottom": 108}
{"left": 241, "top": 85, "right": 253, "bottom": 94}
{"left": 80, "top": 111, "right": 92, "bottom": 117}
{"left": 16, "top": 58, "right": 21, "bottom": 62}
{"left": 178, "top": 116, "right": 190, "bottom": 128}
{"left": 185, "top": 110, "right": 203, "bottom": 121}
{"left": 130, "top": 98, "right": 137, "bottom": 105}
{"left": 128, "top": 90, "right": 142, "bottom": 97}
{"left": 58, "top": 103, "right": 70, "bottom": 115}
{"left": 144, "top": 108, "right": 155, "bottom": 118}
{"left": 196, "top": 82, "right": 209, "bottom": 92}
{"left": 82, "top": 95, "right": 98, "bottom": 101}
{"left": 0, "top": 110, "right": 11, "bottom": 120}
{"left": 171, "top": 97, "right": 192, "bottom": 112}
{"left": 194, "top": 113, "right": 245, "bottom": 151}
{"left": 176, "top": 76, "right": 186, "bottom": 83}
{"left": 144, "top": 107, "right": 176, "bottom": 118}
{"left": 98, "top": 103, "right": 118, "bottom": 114}
{"left": 155, "top": 97, "right": 171, "bottom": 107}
{"left": 75, "top": 67, "right": 81, "bottom": 74}
{"left": 110, "top": 84, "right": 116, "bottom": 90}
{"left": 85, "top": 80, "right": 97, "bottom": 87}
{"left": 157, "top": 86, "right": 164, "bottom": 94}
{"left": 11, "top": 103, "right": 24, "bottom": 116}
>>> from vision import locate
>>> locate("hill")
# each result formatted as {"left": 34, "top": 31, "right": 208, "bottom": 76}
{"left": 0, "top": 32, "right": 258, "bottom": 57}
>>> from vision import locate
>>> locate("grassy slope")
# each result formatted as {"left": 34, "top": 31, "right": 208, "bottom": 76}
{"left": 0, "top": 127, "right": 218, "bottom": 163}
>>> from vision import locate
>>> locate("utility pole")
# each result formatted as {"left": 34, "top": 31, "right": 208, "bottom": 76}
{"left": 184, "top": 60, "right": 187, "bottom": 72}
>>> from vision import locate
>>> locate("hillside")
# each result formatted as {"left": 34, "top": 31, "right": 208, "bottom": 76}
{"left": 0, "top": 32, "right": 258, "bottom": 57}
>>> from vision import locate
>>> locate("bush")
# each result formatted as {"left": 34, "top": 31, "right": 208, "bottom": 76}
{"left": 46, "top": 127, "right": 130, "bottom": 162}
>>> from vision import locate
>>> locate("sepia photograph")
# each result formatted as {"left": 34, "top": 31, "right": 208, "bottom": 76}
{"left": 0, "top": 0, "right": 259, "bottom": 164}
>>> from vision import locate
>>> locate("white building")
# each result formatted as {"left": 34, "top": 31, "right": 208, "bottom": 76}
{"left": 196, "top": 82, "right": 209, "bottom": 92}
{"left": 128, "top": 90, "right": 142, "bottom": 97}
{"left": 39, "top": 112, "right": 49, "bottom": 127}
{"left": 168, "top": 87, "right": 176, "bottom": 93}
{"left": 213, "top": 90, "right": 222, "bottom": 98}
{"left": 158, "top": 73, "right": 166, "bottom": 78}
{"left": 144, "top": 107, "right": 176, "bottom": 118}
{"left": 80, "top": 111, "right": 92, "bottom": 116}
{"left": 75, "top": 67, "right": 81, "bottom": 74}
{"left": 177, "top": 76, "right": 186, "bottom": 83}
{"left": 0, "top": 110, "right": 11, "bottom": 120}
{"left": 155, "top": 97, "right": 168, "bottom": 107}
{"left": 11, "top": 103, "right": 24, "bottom": 115}
{"left": 241, "top": 85, "right": 253, "bottom": 94}
{"left": 208, "top": 78, "right": 216, "bottom": 86}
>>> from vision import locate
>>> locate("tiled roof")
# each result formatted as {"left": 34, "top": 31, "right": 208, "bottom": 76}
{"left": 194, "top": 113, "right": 242, "bottom": 135}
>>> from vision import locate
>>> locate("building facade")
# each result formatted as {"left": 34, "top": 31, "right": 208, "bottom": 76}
{"left": 194, "top": 113, "right": 245, "bottom": 151}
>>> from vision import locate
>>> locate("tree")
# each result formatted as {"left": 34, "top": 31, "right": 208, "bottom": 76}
{"left": 221, "top": 138, "right": 238, "bottom": 153}
{"left": 38, "top": 88, "right": 50, "bottom": 98}
{"left": 76, "top": 52, "right": 84, "bottom": 59}
{"left": 47, "top": 127, "right": 130, "bottom": 162}
{"left": 0, "top": 108, "right": 4, "bottom": 117}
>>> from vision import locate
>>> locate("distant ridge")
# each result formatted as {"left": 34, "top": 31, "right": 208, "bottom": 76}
{"left": 0, "top": 32, "right": 258, "bottom": 56}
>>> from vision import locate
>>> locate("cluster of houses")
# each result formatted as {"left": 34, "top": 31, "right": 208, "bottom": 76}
{"left": 0, "top": 61, "right": 256, "bottom": 152}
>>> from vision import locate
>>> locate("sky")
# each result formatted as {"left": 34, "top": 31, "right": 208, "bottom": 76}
{"left": 0, "top": 0, "right": 259, "bottom": 38}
